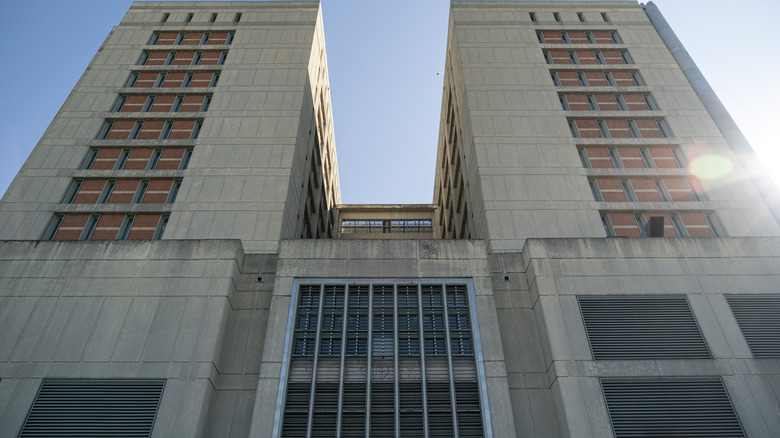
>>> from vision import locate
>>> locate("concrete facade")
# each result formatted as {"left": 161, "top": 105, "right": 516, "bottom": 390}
{"left": 1, "top": 1, "right": 779, "bottom": 437}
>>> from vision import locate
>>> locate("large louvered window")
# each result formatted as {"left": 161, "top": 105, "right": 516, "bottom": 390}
{"left": 578, "top": 295, "right": 710, "bottom": 359}
{"left": 726, "top": 295, "right": 780, "bottom": 357}
{"left": 19, "top": 379, "right": 165, "bottom": 437}
{"left": 279, "top": 281, "right": 488, "bottom": 437}
{"left": 601, "top": 378, "right": 745, "bottom": 437}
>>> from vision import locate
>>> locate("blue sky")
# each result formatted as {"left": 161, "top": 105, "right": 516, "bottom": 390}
{"left": 1, "top": 0, "right": 777, "bottom": 204}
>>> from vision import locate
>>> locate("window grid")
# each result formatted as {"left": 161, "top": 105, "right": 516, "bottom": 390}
{"left": 282, "top": 281, "right": 486, "bottom": 438}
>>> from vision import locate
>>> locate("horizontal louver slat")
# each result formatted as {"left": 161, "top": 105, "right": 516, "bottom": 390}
{"left": 726, "top": 295, "right": 780, "bottom": 357}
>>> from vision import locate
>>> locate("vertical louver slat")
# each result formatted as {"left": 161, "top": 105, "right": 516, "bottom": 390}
{"left": 578, "top": 296, "right": 710, "bottom": 359}
{"left": 601, "top": 378, "right": 745, "bottom": 438}
{"left": 20, "top": 379, "right": 164, "bottom": 438}
{"left": 726, "top": 295, "right": 780, "bottom": 357}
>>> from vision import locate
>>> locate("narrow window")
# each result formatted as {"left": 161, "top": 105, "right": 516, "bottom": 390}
{"left": 601, "top": 214, "right": 615, "bottom": 236}
{"left": 125, "top": 72, "right": 139, "bottom": 87}
{"left": 186, "top": 13, "right": 193, "bottom": 23}
{"left": 544, "top": 51, "right": 553, "bottom": 64}
{"left": 577, "top": 12, "right": 585, "bottom": 22}
{"left": 577, "top": 148, "right": 591, "bottom": 168}
{"left": 601, "top": 12, "right": 609, "bottom": 22}
{"left": 80, "top": 215, "right": 100, "bottom": 240}
{"left": 171, "top": 95, "right": 184, "bottom": 112}
{"left": 631, "top": 71, "right": 644, "bottom": 85}
{"left": 154, "top": 215, "right": 169, "bottom": 240}
{"left": 142, "top": 96, "right": 155, "bottom": 112}
{"left": 560, "top": 32, "right": 570, "bottom": 44}
{"left": 210, "top": 13, "right": 217, "bottom": 22}
{"left": 614, "top": 94, "right": 627, "bottom": 110}
{"left": 133, "top": 180, "right": 149, "bottom": 203}
{"left": 604, "top": 71, "right": 616, "bottom": 86}
{"left": 654, "top": 179, "right": 671, "bottom": 201}
{"left": 161, "top": 13, "right": 169, "bottom": 23}
{"left": 210, "top": 72, "right": 220, "bottom": 86}
{"left": 114, "top": 149, "right": 131, "bottom": 169}
{"left": 586, "top": 95, "right": 598, "bottom": 110}
{"left": 234, "top": 12, "right": 242, "bottom": 23}
{"left": 154, "top": 72, "right": 167, "bottom": 87}
{"left": 191, "top": 121, "right": 202, "bottom": 139}
{"left": 536, "top": 31, "right": 545, "bottom": 44}
{"left": 191, "top": 52, "right": 202, "bottom": 65}
{"left": 200, "top": 32, "right": 210, "bottom": 44}
{"left": 160, "top": 121, "right": 174, "bottom": 139}
{"left": 180, "top": 149, "right": 193, "bottom": 169}
{"left": 621, "top": 179, "right": 637, "bottom": 201}
{"left": 672, "top": 146, "right": 687, "bottom": 168}
{"left": 42, "top": 214, "right": 64, "bottom": 240}
{"left": 182, "top": 72, "right": 193, "bottom": 87}
{"left": 688, "top": 178, "right": 708, "bottom": 201}
{"left": 639, "top": 147, "right": 655, "bottom": 168}
{"left": 551, "top": 72, "right": 560, "bottom": 86}
{"left": 167, "top": 180, "right": 182, "bottom": 203}
{"left": 174, "top": 33, "right": 185, "bottom": 45}
{"left": 627, "top": 119, "right": 641, "bottom": 138}
{"left": 129, "top": 121, "right": 144, "bottom": 139}
{"left": 568, "top": 51, "right": 578, "bottom": 64}
{"left": 594, "top": 50, "right": 605, "bottom": 64}
{"left": 137, "top": 51, "right": 150, "bottom": 65}
{"left": 610, "top": 31, "right": 622, "bottom": 44}
{"left": 705, "top": 213, "right": 725, "bottom": 236}
{"left": 81, "top": 148, "right": 99, "bottom": 169}
{"left": 117, "top": 215, "right": 135, "bottom": 240}
{"left": 656, "top": 119, "right": 672, "bottom": 137}
{"left": 670, "top": 213, "right": 688, "bottom": 237}
{"left": 553, "top": 12, "right": 561, "bottom": 22}
{"left": 585, "top": 31, "right": 596, "bottom": 44}
{"left": 634, "top": 213, "right": 647, "bottom": 235}
{"left": 164, "top": 52, "right": 177, "bottom": 65}
{"left": 608, "top": 147, "right": 622, "bottom": 167}
{"left": 529, "top": 12, "right": 537, "bottom": 22}
{"left": 98, "top": 180, "right": 116, "bottom": 204}
{"left": 226, "top": 32, "right": 234, "bottom": 44}
{"left": 620, "top": 50, "right": 633, "bottom": 64}
{"left": 147, "top": 149, "right": 163, "bottom": 169}
{"left": 643, "top": 94, "right": 658, "bottom": 110}
{"left": 61, "top": 180, "right": 82, "bottom": 204}
{"left": 568, "top": 120, "right": 580, "bottom": 138}
{"left": 589, "top": 179, "right": 603, "bottom": 201}
{"left": 97, "top": 121, "right": 113, "bottom": 139}
{"left": 559, "top": 95, "right": 569, "bottom": 110}
{"left": 201, "top": 95, "right": 212, "bottom": 112}
{"left": 577, "top": 71, "right": 588, "bottom": 86}
{"left": 148, "top": 32, "right": 160, "bottom": 45}
{"left": 596, "top": 119, "right": 610, "bottom": 138}
{"left": 111, "top": 96, "right": 127, "bottom": 112}
{"left": 218, "top": 51, "right": 227, "bottom": 64}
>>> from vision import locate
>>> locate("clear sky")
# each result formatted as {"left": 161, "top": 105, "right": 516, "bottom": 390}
{"left": 1, "top": 0, "right": 777, "bottom": 205}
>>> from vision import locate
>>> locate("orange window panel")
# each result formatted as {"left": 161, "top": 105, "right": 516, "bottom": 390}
{"left": 585, "top": 147, "right": 614, "bottom": 168}
{"left": 122, "top": 95, "right": 147, "bottom": 112}
{"left": 172, "top": 51, "right": 195, "bottom": 65}
{"left": 542, "top": 31, "right": 564, "bottom": 43}
{"left": 181, "top": 95, "right": 205, "bottom": 112}
{"left": 664, "top": 177, "right": 696, "bottom": 202}
{"left": 612, "top": 71, "right": 635, "bottom": 86}
{"left": 568, "top": 31, "right": 587, "bottom": 44}
{"left": 124, "top": 149, "right": 154, "bottom": 170}
{"left": 53, "top": 214, "right": 90, "bottom": 240}
{"left": 157, "top": 148, "right": 186, "bottom": 169}
{"left": 199, "top": 51, "right": 222, "bottom": 65}
{"left": 182, "top": 32, "right": 203, "bottom": 45}
{"left": 606, "top": 119, "right": 631, "bottom": 138}
{"left": 107, "top": 180, "right": 140, "bottom": 203}
{"left": 630, "top": 178, "right": 662, "bottom": 202}
{"left": 169, "top": 120, "right": 196, "bottom": 139}
{"left": 72, "top": 179, "right": 106, "bottom": 204}
{"left": 90, "top": 215, "right": 124, "bottom": 240}
{"left": 575, "top": 119, "right": 600, "bottom": 138}
{"left": 623, "top": 94, "right": 648, "bottom": 110}
{"left": 107, "top": 120, "right": 135, "bottom": 140}
{"left": 135, "top": 72, "right": 158, "bottom": 88}
{"left": 608, "top": 212, "right": 641, "bottom": 238}
{"left": 619, "top": 148, "right": 646, "bottom": 168}
{"left": 592, "top": 31, "right": 613, "bottom": 44}
{"left": 565, "top": 94, "right": 589, "bottom": 111}
{"left": 594, "top": 94, "right": 619, "bottom": 110}
{"left": 146, "top": 52, "right": 168, "bottom": 66}
{"left": 209, "top": 32, "right": 229, "bottom": 44}
{"left": 127, "top": 214, "right": 161, "bottom": 240}
{"left": 92, "top": 149, "right": 121, "bottom": 170}
{"left": 163, "top": 72, "right": 186, "bottom": 87}
{"left": 584, "top": 71, "right": 608, "bottom": 86}
{"left": 649, "top": 147, "right": 680, "bottom": 168}
{"left": 636, "top": 119, "right": 663, "bottom": 138}
{"left": 151, "top": 95, "right": 176, "bottom": 112}
{"left": 602, "top": 50, "right": 624, "bottom": 64}
{"left": 191, "top": 72, "right": 213, "bottom": 87}
{"left": 597, "top": 179, "right": 628, "bottom": 202}
{"left": 577, "top": 51, "right": 599, "bottom": 64}
{"left": 138, "top": 120, "right": 165, "bottom": 140}
{"left": 680, "top": 212, "right": 715, "bottom": 237}
{"left": 158, "top": 32, "right": 179, "bottom": 45}
{"left": 143, "top": 180, "right": 174, "bottom": 203}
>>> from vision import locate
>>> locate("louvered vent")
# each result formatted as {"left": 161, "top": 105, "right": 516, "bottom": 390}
{"left": 601, "top": 378, "right": 745, "bottom": 437}
{"left": 20, "top": 379, "right": 164, "bottom": 438}
{"left": 578, "top": 296, "right": 710, "bottom": 359}
{"left": 726, "top": 295, "right": 780, "bottom": 357}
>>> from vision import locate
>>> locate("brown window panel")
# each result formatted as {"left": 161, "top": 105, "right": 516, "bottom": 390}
{"left": 618, "top": 148, "right": 646, "bottom": 168}
{"left": 548, "top": 50, "right": 571, "bottom": 64}
{"left": 145, "top": 52, "right": 168, "bottom": 66}
{"left": 127, "top": 214, "right": 162, "bottom": 239}
{"left": 648, "top": 147, "right": 680, "bottom": 168}
{"left": 556, "top": 71, "right": 580, "bottom": 86}
{"left": 573, "top": 119, "right": 600, "bottom": 138}
{"left": 541, "top": 31, "right": 564, "bottom": 43}
{"left": 636, "top": 119, "right": 664, "bottom": 138}
{"left": 629, "top": 178, "right": 662, "bottom": 202}
{"left": 91, "top": 149, "right": 121, "bottom": 170}
{"left": 107, "top": 180, "right": 140, "bottom": 203}
{"left": 182, "top": 32, "right": 203, "bottom": 45}
{"left": 199, "top": 51, "right": 223, "bottom": 65}
{"left": 124, "top": 149, "right": 153, "bottom": 170}
{"left": 584, "top": 147, "right": 614, "bottom": 168}
{"left": 664, "top": 177, "right": 697, "bottom": 202}
{"left": 591, "top": 31, "right": 614, "bottom": 44}
{"left": 142, "top": 180, "right": 174, "bottom": 203}
{"left": 162, "top": 72, "right": 186, "bottom": 87}
{"left": 584, "top": 71, "right": 608, "bottom": 86}
{"left": 134, "top": 72, "right": 158, "bottom": 88}
{"left": 157, "top": 148, "right": 187, "bottom": 169}
{"left": 180, "top": 95, "right": 206, "bottom": 112}
{"left": 157, "top": 32, "right": 179, "bottom": 45}
{"left": 612, "top": 71, "right": 636, "bottom": 86}
{"left": 565, "top": 94, "right": 589, "bottom": 110}
{"left": 643, "top": 212, "right": 678, "bottom": 236}
{"left": 136, "top": 120, "right": 166, "bottom": 140}
{"left": 567, "top": 31, "right": 588, "bottom": 44}
{"left": 106, "top": 120, "right": 135, "bottom": 140}
{"left": 53, "top": 214, "right": 90, "bottom": 240}
{"left": 121, "top": 95, "right": 147, "bottom": 112}
{"left": 623, "top": 94, "right": 649, "bottom": 110}
{"left": 576, "top": 51, "right": 599, "bottom": 64}
{"left": 150, "top": 95, "right": 176, "bottom": 112}
{"left": 594, "top": 94, "right": 619, "bottom": 110}
{"left": 597, "top": 179, "right": 628, "bottom": 202}
{"left": 680, "top": 212, "right": 715, "bottom": 237}
{"left": 606, "top": 212, "right": 640, "bottom": 237}
{"left": 88, "top": 215, "right": 121, "bottom": 240}
{"left": 209, "top": 32, "right": 230, "bottom": 44}
{"left": 72, "top": 180, "right": 106, "bottom": 204}
{"left": 171, "top": 51, "right": 194, "bottom": 65}
{"left": 191, "top": 72, "right": 214, "bottom": 87}
{"left": 605, "top": 119, "right": 630, "bottom": 138}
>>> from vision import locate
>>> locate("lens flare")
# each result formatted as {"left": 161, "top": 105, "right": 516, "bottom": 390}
{"left": 688, "top": 155, "right": 734, "bottom": 180}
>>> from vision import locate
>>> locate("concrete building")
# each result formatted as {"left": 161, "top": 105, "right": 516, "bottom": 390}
{"left": 1, "top": 1, "right": 779, "bottom": 437}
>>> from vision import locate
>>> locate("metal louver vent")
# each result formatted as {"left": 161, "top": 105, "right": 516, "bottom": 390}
{"left": 20, "top": 379, "right": 165, "bottom": 438}
{"left": 601, "top": 378, "right": 745, "bottom": 438}
{"left": 726, "top": 295, "right": 780, "bottom": 357}
{"left": 578, "top": 296, "right": 710, "bottom": 359}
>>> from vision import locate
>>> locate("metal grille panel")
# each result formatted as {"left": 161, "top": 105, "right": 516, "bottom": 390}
{"left": 579, "top": 296, "right": 710, "bottom": 359}
{"left": 601, "top": 378, "right": 745, "bottom": 437}
{"left": 726, "top": 295, "right": 780, "bottom": 357}
{"left": 20, "top": 379, "right": 164, "bottom": 438}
